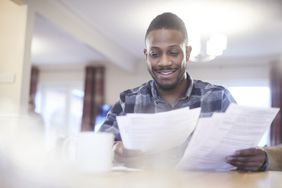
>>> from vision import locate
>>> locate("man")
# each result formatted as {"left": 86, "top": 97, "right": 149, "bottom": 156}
{"left": 100, "top": 12, "right": 276, "bottom": 171}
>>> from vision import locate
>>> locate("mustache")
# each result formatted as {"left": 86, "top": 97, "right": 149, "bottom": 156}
{"left": 153, "top": 65, "right": 179, "bottom": 71}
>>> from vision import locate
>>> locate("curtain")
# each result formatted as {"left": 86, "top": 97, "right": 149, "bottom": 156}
{"left": 270, "top": 62, "right": 282, "bottom": 145}
{"left": 81, "top": 66, "right": 105, "bottom": 131}
{"left": 29, "top": 66, "right": 39, "bottom": 112}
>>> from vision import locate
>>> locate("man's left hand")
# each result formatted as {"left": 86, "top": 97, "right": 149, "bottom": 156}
{"left": 226, "top": 147, "right": 267, "bottom": 171}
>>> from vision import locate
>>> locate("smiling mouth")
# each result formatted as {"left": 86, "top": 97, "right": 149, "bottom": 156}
{"left": 155, "top": 69, "right": 177, "bottom": 77}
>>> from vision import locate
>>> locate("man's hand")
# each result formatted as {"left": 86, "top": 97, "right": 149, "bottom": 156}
{"left": 226, "top": 147, "right": 268, "bottom": 172}
{"left": 112, "top": 141, "right": 187, "bottom": 169}
{"left": 113, "top": 141, "right": 146, "bottom": 168}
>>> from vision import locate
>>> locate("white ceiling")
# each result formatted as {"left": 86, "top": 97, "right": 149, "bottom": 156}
{"left": 31, "top": 0, "right": 282, "bottom": 68}
{"left": 32, "top": 14, "right": 106, "bottom": 65}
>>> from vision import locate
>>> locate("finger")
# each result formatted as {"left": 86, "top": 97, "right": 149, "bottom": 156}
{"left": 113, "top": 141, "right": 124, "bottom": 155}
{"left": 236, "top": 160, "right": 265, "bottom": 172}
{"left": 237, "top": 165, "right": 262, "bottom": 172}
{"left": 228, "top": 160, "right": 262, "bottom": 169}
{"left": 233, "top": 147, "right": 266, "bottom": 157}
{"left": 226, "top": 157, "right": 265, "bottom": 169}
{"left": 230, "top": 161, "right": 263, "bottom": 172}
{"left": 113, "top": 141, "right": 143, "bottom": 157}
{"left": 226, "top": 154, "right": 265, "bottom": 163}
{"left": 226, "top": 155, "right": 265, "bottom": 172}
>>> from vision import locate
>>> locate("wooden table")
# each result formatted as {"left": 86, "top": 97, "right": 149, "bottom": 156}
{"left": 49, "top": 170, "right": 282, "bottom": 188}
{"left": 3, "top": 167, "right": 282, "bottom": 188}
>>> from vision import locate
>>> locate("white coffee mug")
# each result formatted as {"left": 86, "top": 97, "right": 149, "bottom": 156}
{"left": 66, "top": 132, "right": 114, "bottom": 172}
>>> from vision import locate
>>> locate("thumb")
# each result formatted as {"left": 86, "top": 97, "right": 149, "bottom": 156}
{"left": 113, "top": 141, "right": 124, "bottom": 155}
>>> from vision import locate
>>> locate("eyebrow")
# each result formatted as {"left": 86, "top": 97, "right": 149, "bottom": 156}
{"left": 149, "top": 45, "right": 181, "bottom": 49}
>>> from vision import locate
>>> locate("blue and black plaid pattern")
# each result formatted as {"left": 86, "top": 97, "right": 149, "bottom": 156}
{"left": 99, "top": 74, "right": 236, "bottom": 141}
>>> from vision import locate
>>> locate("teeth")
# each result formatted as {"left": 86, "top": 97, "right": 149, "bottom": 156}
{"left": 160, "top": 70, "right": 173, "bottom": 75}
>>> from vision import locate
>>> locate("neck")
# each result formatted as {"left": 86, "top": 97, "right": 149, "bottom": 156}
{"left": 157, "top": 77, "right": 189, "bottom": 107}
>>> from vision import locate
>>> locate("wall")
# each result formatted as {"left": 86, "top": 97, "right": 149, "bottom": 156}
{"left": 188, "top": 61, "right": 270, "bottom": 87}
{"left": 39, "top": 67, "right": 84, "bottom": 86}
{"left": 0, "top": 0, "right": 30, "bottom": 113}
{"left": 105, "top": 61, "right": 151, "bottom": 105}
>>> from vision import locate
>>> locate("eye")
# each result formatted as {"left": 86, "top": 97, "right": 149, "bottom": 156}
{"left": 169, "top": 51, "right": 179, "bottom": 57}
{"left": 149, "top": 51, "right": 160, "bottom": 58}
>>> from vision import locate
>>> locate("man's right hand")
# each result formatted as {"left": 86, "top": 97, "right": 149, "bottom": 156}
{"left": 113, "top": 141, "right": 145, "bottom": 168}
{"left": 113, "top": 141, "right": 186, "bottom": 169}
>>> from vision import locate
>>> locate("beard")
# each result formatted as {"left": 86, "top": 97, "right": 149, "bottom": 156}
{"left": 147, "top": 65, "right": 186, "bottom": 91}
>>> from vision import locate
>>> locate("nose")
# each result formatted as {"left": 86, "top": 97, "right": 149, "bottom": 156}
{"left": 158, "top": 54, "right": 172, "bottom": 67}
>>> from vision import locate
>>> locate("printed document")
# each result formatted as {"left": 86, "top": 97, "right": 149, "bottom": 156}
{"left": 117, "top": 104, "right": 279, "bottom": 170}
{"left": 117, "top": 107, "right": 201, "bottom": 152}
{"left": 177, "top": 104, "right": 279, "bottom": 171}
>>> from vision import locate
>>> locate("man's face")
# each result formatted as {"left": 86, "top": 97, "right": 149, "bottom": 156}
{"left": 144, "top": 29, "right": 191, "bottom": 91}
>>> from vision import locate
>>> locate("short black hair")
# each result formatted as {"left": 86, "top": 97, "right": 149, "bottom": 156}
{"left": 145, "top": 12, "right": 188, "bottom": 44}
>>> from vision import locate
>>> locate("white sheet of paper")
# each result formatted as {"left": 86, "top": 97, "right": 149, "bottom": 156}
{"left": 177, "top": 104, "right": 279, "bottom": 171}
{"left": 117, "top": 107, "right": 201, "bottom": 153}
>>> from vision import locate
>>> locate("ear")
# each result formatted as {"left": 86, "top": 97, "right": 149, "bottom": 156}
{"left": 144, "top": 49, "right": 148, "bottom": 60}
{"left": 186, "top": 46, "right": 192, "bottom": 62}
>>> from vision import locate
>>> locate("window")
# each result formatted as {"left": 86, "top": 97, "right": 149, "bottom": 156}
{"left": 36, "top": 84, "right": 84, "bottom": 149}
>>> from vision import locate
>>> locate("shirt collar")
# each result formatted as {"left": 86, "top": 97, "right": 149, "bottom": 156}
{"left": 150, "top": 73, "right": 194, "bottom": 101}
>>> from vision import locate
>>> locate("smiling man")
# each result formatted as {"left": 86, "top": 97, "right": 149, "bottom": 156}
{"left": 145, "top": 28, "right": 190, "bottom": 106}
{"left": 99, "top": 12, "right": 273, "bottom": 171}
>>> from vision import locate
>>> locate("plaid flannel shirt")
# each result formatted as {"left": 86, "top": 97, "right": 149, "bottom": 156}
{"left": 99, "top": 74, "right": 236, "bottom": 141}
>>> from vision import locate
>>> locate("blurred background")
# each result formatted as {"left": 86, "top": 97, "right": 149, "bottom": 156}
{"left": 1, "top": 0, "right": 282, "bottom": 149}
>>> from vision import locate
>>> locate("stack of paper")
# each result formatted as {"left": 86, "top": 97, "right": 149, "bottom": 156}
{"left": 117, "top": 107, "right": 201, "bottom": 153}
{"left": 117, "top": 104, "right": 279, "bottom": 171}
